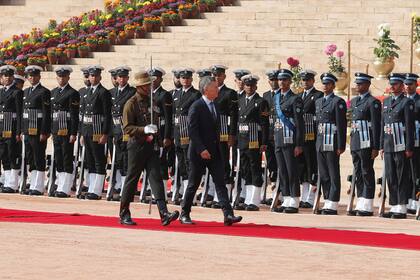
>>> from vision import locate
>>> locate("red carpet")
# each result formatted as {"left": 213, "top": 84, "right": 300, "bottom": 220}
{"left": 1, "top": 208, "right": 420, "bottom": 251}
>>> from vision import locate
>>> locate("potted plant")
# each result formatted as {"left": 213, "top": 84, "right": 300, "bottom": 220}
{"left": 134, "top": 25, "right": 146, "bottom": 38}
{"left": 286, "top": 57, "right": 303, "bottom": 94}
{"left": 47, "top": 47, "right": 58, "bottom": 64}
{"left": 197, "top": 0, "right": 208, "bottom": 13}
{"left": 56, "top": 44, "right": 68, "bottom": 64}
{"left": 178, "top": 4, "right": 192, "bottom": 19}
{"left": 107, "top": 30, "right": 117, "bottom": 44}
{"left": 97, "top": 37, "right": 110, "bottom": 51}
{"left": 373, "top": 23, "right": 400, "bottom": 79}
{"left": 86, "top": 36, "right": 98, "bottom": 51}
{"left": 77, "top": 43, "right": 90, "bottom": 58}
{"left": 143, "top": 16, "right": 155, "bottom": 32}
{"left": 170, "top": 12, "right": 181, "bottom": 25}
{"left": 413, "top": 15, "right": 420, "bottom": 61}
{"left": 116, "top": 31, "right": 127, "bottom": 45}
{"left": 15, "top": 55, "right": 28, "bottom": 67}
{"left": 324, "top": 43, "right": 348, "bottom": 95}
{"left": 65, "top": 41, "right": 78, "bottom": 59}
{"left": 161, "top": 12, "right": 172, "bottom": 26}
{"left": 124, "top": 24, "right": 136, "bottom": 39}
{"left": 191, "top": 3, "right": 200, "bottom": 18}
{"left": 27, "top": 55, "right": 47, "bottom": 69}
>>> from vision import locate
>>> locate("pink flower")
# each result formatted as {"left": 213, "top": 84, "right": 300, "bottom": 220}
{"left": 287, "top": 57, "right": 299, "bottom": 67}
{"left": 336, "top": 50, "right": 344, "bottom": 58}
{"left": 324, "top": 43, "right": 337, "bottom": 56}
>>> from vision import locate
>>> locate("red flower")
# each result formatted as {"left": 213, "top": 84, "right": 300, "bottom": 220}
{"left": 287, "top": 57, "right": 299, "bottom": 67}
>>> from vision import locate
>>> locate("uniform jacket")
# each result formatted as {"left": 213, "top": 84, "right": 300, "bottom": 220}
{"left": 51, "top": 84, "right": 80, "bottom": 136}
{"left": 0, "top": 83, "right": 23, "bottom": 136}
{"left": 153, "top": 85, "right": 173, "bottom": 141}
{"left": 214, "top": 84, "right": 238, "bottom": 137}
{"left": 110, "top": 84, "right": 136, "bottom": 136}
{"left": 23, "top": 84, "right": 51, "bottom": 135}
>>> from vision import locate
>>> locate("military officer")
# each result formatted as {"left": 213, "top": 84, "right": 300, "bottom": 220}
{"left": 270, "top": 69, "right": 304, "bottom": 213}
{"left": 78, "top": 67, "right": 91, "bottom": 190}
{"left": 196, "top": 68, "right": 212, "bottom": 80}
{"left": 110, "top": 66, "right": 136, "bottom": 198}
{"left": 50, "top": 66, "right": 80, "bottom": 197}
{"left": 172, "top": 68, "right": 201, "bottom": 199}
{"left": 14, "top": 74, "right": 25, "bottom": 90}
{"left": 315, "top": 73, "right": 347, "bottom": 215}
{"left": 80, "top": 65, "right": 112, "bottom": 200}
{"left": 170, "top": 68, "right": 182, "bottom": 96}
{"left": 119, "top": 70, "right": 179, "bottom": 226}
{"left": 236, "top": 74, "right": 269, "bottom": 211}
{"left": 109, "top": 68, "right": 119, "bottom": 88}
{"left": 348, "top": 73, "right": 381, "bottom": 216}
{"left": 22, "top": 65, "right": 51, "bottom": 195}
{"left": 262, "top": 70, "right": 279, "bottom": 200}
{"left": 149, "top": 66, "right": 173, "bottom": 196}
{"left": 298, "top": 70, "right": 324, "bottom": 208}
{"left": 210, "top": 64, "right": 238, "bottom": 207}
{"left": 0, "top": 65, "right": 23, "bottom": 193}
{"left": 233, "top": 69, "right": 250, "bottom": 97}
{"left": 403, "top": 73, "right": 420, "bottom": 215}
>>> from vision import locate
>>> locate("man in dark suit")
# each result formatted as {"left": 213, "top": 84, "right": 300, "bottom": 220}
{"left": 180, "top": 76, "right": 242, "bottom": 226}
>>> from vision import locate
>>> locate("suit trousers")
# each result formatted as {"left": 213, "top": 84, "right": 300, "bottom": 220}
{"left": 220, "top": 142, "right": 233, "bottom": 184}
{"left": 351, "top": 149, "right": 376, "bottom": 199}
{"left": 240, "top": 148, "right": 263, "bottom": 188}
{"left": 181, "top": 154, "right": 233, "bottom": 216}
{"left": 53, "top": 135, "right": 74, "bottom": 174}
{"left": 317, "top": 150, "right": 341, "bottom": 202}
{"left": 175, "top": 145, "right": 190, "bottom": 181}
{"left": 299, "top": 141, "right": 317, "bottom": 185}
{"left": 25, "top": 135, "right": 47, "bottom": 171}
{"left": 275, "top": 145, "right": 300, "bottom": 197}
{"left": 120, "top": 141, "right": 165, "bottom": 211}
{"left": 384, "top": 151, "right": 410, "bottom": 205}
{"left": 266, "top": 141, "right": 278, "bottom": 182}
{"left": 84, "top": 136, "right": 107, "bottom": 174}
{"left": 114, "top": 135, "right": 128, "bottom": 176}
{"left": 0, "top": 137, "right": 19, "bottom": 170}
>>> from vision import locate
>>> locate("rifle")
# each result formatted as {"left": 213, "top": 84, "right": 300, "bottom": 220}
{"left": 312, "top": 171, "right": 322, "bottom": 214}
{"left": 200, "top": 168, "right": 210, "bottom": 207}
{"left": 171, "top": 155, "right": 181, "bottom": 203}
{"left": 47, "top": 152, "right": 56, "bottom": 197}
{"left": 71, "top": 134, "right": 81, "bottom": 190}
{"left": 106, "top": 138, "right": 117, "bottom": 201}
{"left": 378, "top": 161, "right": 387, "bottom": 217}
{"left": 346, "top": 169, "right": 356, "bottom": 215}
{"left": 261, "top": 151, "right": 268, "bottom": 204}
{"left": 75, "top": 144, "right": 86, "bottom": 199}
{"left": 231, "top": 148, "right": 241, "bottom": 207}
{"left": 270, "top": 168, "right": 281, "bottom": 210}
{"left": 19, "top": 135, "right": 26, "bottom": 193}
{"left": 139, "top": 170, "right": 149, "bottom": 203}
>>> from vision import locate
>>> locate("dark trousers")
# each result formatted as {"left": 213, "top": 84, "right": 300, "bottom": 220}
{"left": 299, "top": 141, "right": 317, "bottom": 185}
{"left": 53, "top": 135, "right": 74, "bottom": 174}
{"left": 240, "top": 148, "right": 263, "bottom": 187}
{"left": 114, "top": 135, "right": 128, "bottom": 176}
{"left": 175, "top": 145, "right": 189, "bottom": 180}
{"left": 181, "top": 154, "right": 233, "bottom": 216}
{"left": 159, "top": 146, "right": 170, "bottom": 180}
{"left": 120, "top": 141, "right": 165, "bottom": 212}
{"left": 0, "top": 137, "right": 19, "bottom": 170}
{"left": 317, "top": 150, "right": 341, "bottom": 202}
{"left": 409, "top": 148, "right": 420, "bottom": 200}
{"left": 26, "top": 135, "right": 47, "bottom": 171}
{"left": 351, "top": 149, "right": 375, "bottom": 199}
{"left": 384, "top": 151, "right": 410, "bottom": 205}
{"left": 167, "top": 143, "right": 176, "bottom": 177}
{"left": 266, "top": 141, "right": 277, "bottom": 182}
{"left": 275, "top": 145, "right": 300, "bottom": 197}
{"left": 220, "top": 142, "right": 233, "bottom": 184}
{"left": 84, "top": 136, "right": 106, "bottom": 174}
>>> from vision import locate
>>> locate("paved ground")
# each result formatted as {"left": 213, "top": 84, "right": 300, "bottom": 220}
{"left": 0, "top": 194, "right": 419, "bottom": 280}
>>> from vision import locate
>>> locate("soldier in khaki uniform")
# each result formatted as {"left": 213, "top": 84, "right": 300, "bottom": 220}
{"left": 119, "top": 71, "right": 179, "bottom": 226}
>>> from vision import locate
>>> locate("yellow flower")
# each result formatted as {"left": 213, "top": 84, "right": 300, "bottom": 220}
{"left": 22, "top": 42, "right": 29, "bottom": 46}
{"left": 127, "top": 7, "right": 133, "bottom": 11}
{"left": 105, "top": 13, "right": 112, "bottom": 19}
{"left": 144, "top": 1, "right": 150, "bottom": 5}
{"left": 91, "top": 20, "right": 97, "bottom": 25}
{"left": 1, "top": 48, "right": 6, "bottom": 52}
{"left": 117, "top": 8, "right": 124, "bottom": 13}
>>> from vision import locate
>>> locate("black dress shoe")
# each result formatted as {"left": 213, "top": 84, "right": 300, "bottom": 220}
{"left": 81, "top": 186, "right": 88, "bottom": 192}
{"left": 347, "top": 210, "right": 357, "bottom": 216}
{"left": 284, "top": 207, "right": 299, "bottom": 213}
{"left": 357, "top": 211, "right": 373, "bottom": 217}
{"left": 179, "top": 214, "right": 194, "bottom": 225}
{"left": 299, "top": 201, "right": 305, "bottom": 208}
{"left": 55, "top": 191, "right": 70, "bottom": 198}
{"left": 321, "top": 209, "right": 338, "bottom": 215}
{"left": 120, "top": 209, "right": 137, "bottom": 226}
{"left": 239, "top": 197, "right": 245, "bottom": 204}
{"left": 391, "top": 213, "right": 407, "bottom": 219}
{"left": 265, "top": 198, "right": 273, "bottom": 205}
{"left": 416, "top": 215, "right": 420, "bottom": 221}
{"left": 381, "top": 212, "right": 393, "bottom": 218}
{"left": 407, "top": 209, "right": 416, "bottom": 215}
{"left": 1, "top": 187, "right": 17, "bottom": 193}
{"left": 234, "top": 204, "right": 245, "bottom": 211}
{"left": 314, "top": 209, "right": 323, "bottom": 215}
{"left": 224, "top": 215, "right": 242, "bottom": 226}
{"left": 303, "top": 202, "right": 313, "bottom": 208}
{"left": 86, "top": 193, "right": 102, "bottom": 200}
{"left": 29, "top": 190, "right": 43, "bottom": 196}
{"left": 245, "top": 204, "right": 259, "bottom": 211}
{"left": 161, "top": 210, "right": 180, "bottom": 226}
{"left": 211, "top": 202, "right": 222, "bottom": 209}
{"left": 272, "top": 206, "right": 285, "bottom": 213}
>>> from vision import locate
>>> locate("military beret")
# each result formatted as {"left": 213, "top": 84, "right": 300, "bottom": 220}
{"left": 210, "top": 64, "right": 228, "bottom": 74}
{"left": 277, "top": 69, "right": 293, "bottom": 80}
{"left": 149, "top": 66, "right": 166, "bottom": 77}
{"left": 354, "top": 72, "right": 373, "bottom": 84}
{"left": 404, "top": 73, "right": 419, "bottom": 84}
{"left": 388, "top": 73, "right": 405, "bottom": 85}
{"left": 179, "top": 68, "right": 195, "bottom": 78}
{"left": 299, "top": 69, "right": 317, "bottom": 80}
{"left": 87, "top": 65, "right": 104, "bottom": 75}
{"left": 196, "top": 68, "right": 212, "bottom": 78}
{"left": 55, "top": 66, "right": 73, "bottom": 76}
{"left": 24, "top": 65, "right": 43, "bottom": 75}
{"left": 0, "top": 65, "right": 17, "bottom": 75}
{"left": 233, "top": 69, "right": 251, "bottom": 79}
{"left": 265, "top": 70, "right": 279, "bottom": 80}
{"left": 320, "top": 73, "right": 338, "bottom": 84}
{"left": 114, "top": 65, "right": 132, "bottom": 77}
{"left": 241, "top": 74, "right": 260, "bottom": 85}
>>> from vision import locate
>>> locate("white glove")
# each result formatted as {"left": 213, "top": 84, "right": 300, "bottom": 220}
{"left": 144, "top": 124, "right": 158, "bottom": 134}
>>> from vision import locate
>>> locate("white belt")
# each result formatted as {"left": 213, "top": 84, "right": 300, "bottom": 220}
{"left": 351, "top": 120, "right": 371, "bottom": 131}
{"left": 0, "top": 113, "right": 17, "bottom": 120}
{"left": 113, "top": 117, "right": 121, "bottom": 125}
{"left": 160, "top": 119, "right": 165, "bottom": 126}
{"left": 174, "top": 117, "right": 179, "bottom": 125}
{"left": 239, "top": 125, "right": 249, "bottom": 132}
{"left": 53, "top": 112, "right": 71, "bottom": 118}
{"left": 23, "top": 113, "right": 43, "bottom": 119}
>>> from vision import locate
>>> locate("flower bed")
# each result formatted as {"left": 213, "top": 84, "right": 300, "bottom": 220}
{"left": 0, "top": 0, "right": 229, "bottom": 70}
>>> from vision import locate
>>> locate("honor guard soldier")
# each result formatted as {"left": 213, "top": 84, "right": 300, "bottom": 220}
{"left": 298, "top": 70, "right": 324, "bottom": 208}
{"left": 196, "top": 68, "right": 212, "bottom": 80}
{"left": 0, "top": 65, "right": 23, "bottom": 193}
{"left": 210, "top": 64, "right": 238, "bottom": 206}
{"left": 149, "top": 67, "right": 173, "bottom": 194}
{"left": 22, "top": 65, "right": 51, "bottom": 195}
{"left": 237, "top": 74, "right": 269, "bottom": 211}
{"left": 80, "top": 65, "right": 112, "bottom": 200}
{"left": 262, "top": 70, "right": 280, "bottom": 198}
{"left": 233, "top": 69, "right": 250, "bottom": 97}
{"left": 172, "top": 68, "right": 201, "bottom": 197}
{"left": 403, "top": 73, "right": 420, "bottom": 215}
{"left": 380, "top": 73, "right": 415, "bottom": 219}
{"left": 14, "top": 74, "right": 25, "bottom": 90}
{"left": 119, "top": 71, "right": 179, "bottom": 226}
{"left": 348, "top": 73, "right": 381, "bottom": 216}
{"left": 50, "top": 66, "right": 80, "bottom": 197}
{"left": 78, "top": 67, "right": 91, "bottom": 190}
{"left": 271, "top": 69, "right": 304, "bottom": 213}
{"left": 110, "top": 66, "right": 136, "bottom": 197}
{"left": 170, "top": 68, "right": 182, "bottom": 96}
{"left": 109, "top": 68, "right": 119, "bottom": 88}
{"left": 315, "top": 73, "right": 347, "bottom": 215}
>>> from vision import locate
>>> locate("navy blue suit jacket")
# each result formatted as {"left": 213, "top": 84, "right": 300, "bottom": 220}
{"left": 187, "top": 97, "right": 221, "bottom": 162}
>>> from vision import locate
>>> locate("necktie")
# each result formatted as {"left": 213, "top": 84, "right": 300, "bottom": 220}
{"left": 209, "top": 102, "right": 217, "bottom": 120}
{"left": 303, "top": 91, "right": 307, "bottom": 100}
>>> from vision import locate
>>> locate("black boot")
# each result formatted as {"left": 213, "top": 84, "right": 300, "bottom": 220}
{"left": 119, "top": 208, "right": 137, "bottom": 225}
{"left": 157, "top": 200, "right": 179, "bottom": 226}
